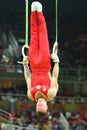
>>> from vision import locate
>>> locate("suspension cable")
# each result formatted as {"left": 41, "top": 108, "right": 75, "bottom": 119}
{"left": 56, "top": 0, "right": 58, "bottom": 42}
{"left": 25, "top": 0, "right": 28, "bottom": 46}
{"left": 17, "top": 0, "right": 29, "bottom": 64}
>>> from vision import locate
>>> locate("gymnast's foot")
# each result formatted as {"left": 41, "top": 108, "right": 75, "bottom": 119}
{"left": 31, "top": 2, "right": 37, "bottom": 12}
{"left": 36, "top": 1, "right": 42, "bottom": 12}
{"left": 31, "top": 1, "right": 42, "bottom": 12}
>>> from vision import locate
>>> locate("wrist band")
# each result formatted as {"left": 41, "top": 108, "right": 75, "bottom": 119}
{"left": 53, "top": 57, "right": 59, "bottom": 63}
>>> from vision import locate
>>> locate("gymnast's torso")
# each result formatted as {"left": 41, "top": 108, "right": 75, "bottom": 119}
{"left": 30, "top": 85, "right": 50, "bottom": 101}
{"left": 29, "top": 71, "right": 51, "bottom": 101}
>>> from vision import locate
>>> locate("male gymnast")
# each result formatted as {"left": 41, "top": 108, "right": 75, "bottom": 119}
{"left": 23, "top": 1, "right": 59, "bottom": 116}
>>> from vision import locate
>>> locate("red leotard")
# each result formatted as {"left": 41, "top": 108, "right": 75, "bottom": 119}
{"left": 28, "top": 12, "right": 51, "bottom": 101}
{"left": 31, "top": 85, "right": 50, "bottom": 101}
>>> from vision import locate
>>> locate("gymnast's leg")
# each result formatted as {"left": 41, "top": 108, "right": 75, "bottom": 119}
{"left": 36, "top": 2, "right": 51, "bottom": 71}
{"left": 29, "top": 2, "right": 39, "bottom": 70}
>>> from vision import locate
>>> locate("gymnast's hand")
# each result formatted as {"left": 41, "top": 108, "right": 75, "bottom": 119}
{"left": 23, "top": 56, "right": 29, "bottom": 65}
{"left": 51, "top": 53, "right": 59, "bottom": 63}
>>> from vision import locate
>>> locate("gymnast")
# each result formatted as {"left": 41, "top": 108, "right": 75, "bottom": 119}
{"left": 23, "top": 1, "right": 59, "bottom": 116}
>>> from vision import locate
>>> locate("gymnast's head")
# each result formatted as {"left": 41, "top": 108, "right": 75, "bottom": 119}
{"left": 36, "top": 98, "right": 48, "bottom": 116}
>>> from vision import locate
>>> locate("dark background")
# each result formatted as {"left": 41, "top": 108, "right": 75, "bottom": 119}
{"left": 0, "top": 0, "right": 87, "bottom": 68}
{"left": 0, "top": 0, "right": 87, "bottom": 18}
{"left": 0, "top": 0, "right": 87, "bottom": 41}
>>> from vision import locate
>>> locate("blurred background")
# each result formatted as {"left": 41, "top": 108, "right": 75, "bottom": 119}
{"left": 0, "top": 0, "right": 87, "bottom": 129}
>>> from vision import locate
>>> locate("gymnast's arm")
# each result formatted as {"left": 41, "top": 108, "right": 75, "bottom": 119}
{"left": 23, "top": 63, "right": 34, "bottom": 100}
{"left": 23, "top": 56, "right": 31, "bottom": 90}
{"left": 48, "top": 54, "right": 59, "bottom": 98}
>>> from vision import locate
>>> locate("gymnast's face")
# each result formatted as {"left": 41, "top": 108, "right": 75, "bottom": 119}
{"left": 36, "top": 98, "right": 48, "bottom": 113}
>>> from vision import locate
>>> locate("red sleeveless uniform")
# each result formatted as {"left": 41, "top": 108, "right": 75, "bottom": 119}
{"left": 31, "top": 85, "right": 50, "bottom": 101}
{"left": 28, "top": 12, "right": 51, "bottom": 101}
